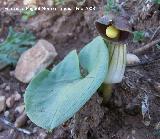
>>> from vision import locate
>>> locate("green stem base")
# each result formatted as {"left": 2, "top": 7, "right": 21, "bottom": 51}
{"left": 99, "top": 83, "right": 112, "bottom": 104}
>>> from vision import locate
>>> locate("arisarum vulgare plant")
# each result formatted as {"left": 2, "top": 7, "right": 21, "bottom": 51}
{"left": 24, "top": 10, "right": 132, "bottom": 130}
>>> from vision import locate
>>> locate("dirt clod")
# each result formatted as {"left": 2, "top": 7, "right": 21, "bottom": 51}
{"left": 14, "top": 113, "right": 28, "bottom": 128}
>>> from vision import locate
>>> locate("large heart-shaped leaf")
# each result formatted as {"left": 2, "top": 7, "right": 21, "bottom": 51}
{"left": 24, "top": 36, "right": 109, "bottom": 130}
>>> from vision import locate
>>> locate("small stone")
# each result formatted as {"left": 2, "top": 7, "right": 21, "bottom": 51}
{"left": 47, "top": 0, "right": 53, "bottom": 6}
{"left": 127, "top": 53, "right": 140, "bottom": 65}
{"left": 4, "top": 111, "right": 10, "bottom": 117}
{"left": 5, "top": 85, "right": 10, "bottom": 91}
{"left": 27, "top": 120, "right": 32, "bottom": 125}
{"left": 23, "top": 0, "right": 36, "bottom": 6}
{"left": 0, "top": 83, "right": 6, "bottom": 89}
{"left": 3, "top": 1, "right": 7, "bottom": 5}
{"left": 131, "top": 130, "right": 136, "bottom": 135}
{"left": 14, "top": 113, "right": 28, "bottom": 128}
{"left": 155, "top": 122, "right": 160, "bottom": 130}
{"left": 6, "top": 96, "right": 15, "bottom": 108}
{"left": 15, "top": 105, "right": 25, "bottom": 114}
{"left": 143, "top": 120, "right": 150, "bottom": 126}
{"left": 0, "top": 96, "right": 6, "bottom": 112}
{"left": 20, "top": 86, "right": 26, "bottom": 93}
{"left": 39, "top": 131, "right": 47, "bottom": 139}
{"left": 9, "top": 71, "right": 15, "bottom": 77}
{"left": 13, "top": 92, "right": 21, "bottom": 101}
{"left": 33, "top": 127, "right": 39, "bottom": 133}
{"left": 15, "top": 39, "right": 58, "bottom": 83}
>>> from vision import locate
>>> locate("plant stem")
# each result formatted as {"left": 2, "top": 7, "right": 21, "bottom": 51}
{"left": 100, "top": 83, "right": 112, "bottom": 104}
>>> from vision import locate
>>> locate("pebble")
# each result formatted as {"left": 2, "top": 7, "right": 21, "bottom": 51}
{"left": 5, "top": 85, "right": 10, "bottom": 91}
{"left": 127, "top": 53, "right": 140, "bottom": 65}
{"left": 14, "top": 113, "right": 28, "bottom": 128}
{"left": 6, "top": 96, "right": 15, "bottom": 108}
{"left": 0, "top": 83, "right": 6, "bottom": 89}
{"left": 15, "top": 105, "right": 25, "bottom": 114}
{"left": 3, "top": 1, "right": 7, "bottom": 6}
{"left": 47, "top": 0, "right": 53, "bottom": 6}
{"left": 9, "top": 71, "right": 15, "bottom": 77}
{"left": 27, "top": 120, "right": 32, "bottom": 125}
{"left": 6, "top": 92, "right": 21, "bottom": 108}
{"left": 4, "top": 111, "right": 10, "bottom": 117}
{"left": 23, "top": 0, "right": 36, "bottom": 6}
{"left": 33, "top": 127, "right": 39, "bottom": 133}
{"left": 155, "top": 122, "right": 160, "bottom": 130}
{"left": 38, "top": 131, "right": 47, "bottom": 139}
{"left": 13, "top": 92, "right": 21, "bottom": 101}
{"left": 143, "top": 120, "right": 150, "bottom": 127}
{"left": 0, "top": 96, "right": 6, "bottom": 112}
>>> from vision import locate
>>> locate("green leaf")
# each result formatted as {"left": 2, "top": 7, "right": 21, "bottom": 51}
{"left": 24, "top": 36, "right": 109, "bottom": 130}
{"left": 104, "top": 0, "right": 120, "bottom": 15}
{"left": 0, "top": 27, "right": 36, "bottom": 69}
{"left": 133, "top": 31, "right": 145, "bottom": 43}
{"left": 21, "top": 9, "right": 36, "bottom": 21}
{"left": 153, "top": 0, "right": 160, "bottom": 4}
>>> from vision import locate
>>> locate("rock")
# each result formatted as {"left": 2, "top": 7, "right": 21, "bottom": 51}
{"left": 14, "top": 113, "right": 28, "bottom": 128}
{"left": 13, "top": 92, "right": 21, "bottom": 101}
{"left": 5, "top": 85, "right": 10, "bottom": 91}
{"left": 47, "top": 0, "right": 53, "bottom": 6}
{"left": 0, "top": 83, "right": 6, "bottom": 89}
{"left": 155, "top": 122, "right": 160, "bottom": 130}
{"left": 4, "top": 111, "right": 10, "bottom": 117}
{"left": 127, "top": 53, "right": 140, "bottom": 65}
{"left": 15, "top": 105, "right": 25, "bottom": 114}
{"left": 23, "top": 0, "right": 36, "bottom": 6}
{"left": 6, "top": 96, "right": 15, "bottom": 108}
{"left": 15, "top": 39, "right": 58, "bottom": 83}
{"left": 143, "top": 120, "right": 150, "bottom": 127}
{"left": 39, "top": 131, "right": 47, "bottom": 139}
{"left": 27, "top": 120, "right": 32, "bottom": 125}
{"left": 9, "top": 71, "right": 15, "bottom": 77}
{"left": 33, "top": 127, "right": 39, "bottom": 133}
{"left": 0, "top": 96, "right": 6, "bottom": 112}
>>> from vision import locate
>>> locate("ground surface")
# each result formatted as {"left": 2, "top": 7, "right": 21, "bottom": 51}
{"left": 0, "top": 0, "right": 160, "bottom": 139}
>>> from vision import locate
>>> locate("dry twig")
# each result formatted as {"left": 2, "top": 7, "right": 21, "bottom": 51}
{"left": 133, "top": 38, "right": 160, "bottom": 54}
{"left": 151, "top": 26, "right": 160, "bottom": 40}
{"left": 0, "top": 117, "right": 32, "bottom": 135}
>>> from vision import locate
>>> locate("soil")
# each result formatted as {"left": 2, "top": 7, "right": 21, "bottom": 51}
{"left": 0, "top": 0, "right": 160, "bottom": 139}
